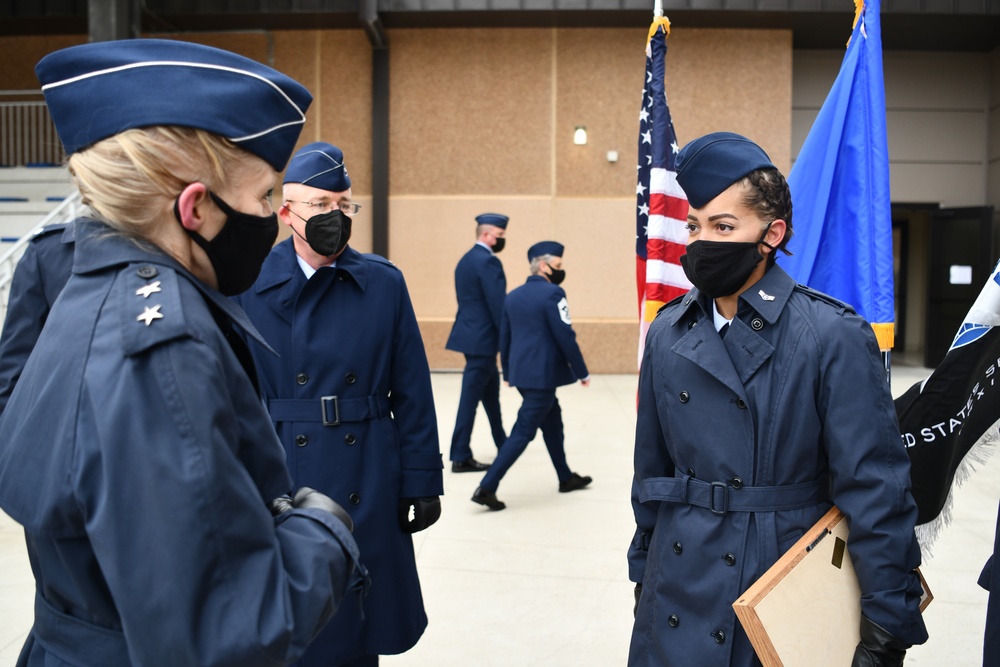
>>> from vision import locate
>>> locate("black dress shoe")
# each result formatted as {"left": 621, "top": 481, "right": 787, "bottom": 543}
{"left": 452, "top": 458, "right": 491, "bottom": 473}
{"left": 471, "top": 486, "right": 506, "bottom": 511}
{"left": 559, "top": 472, "right": 593, "bottom": 493}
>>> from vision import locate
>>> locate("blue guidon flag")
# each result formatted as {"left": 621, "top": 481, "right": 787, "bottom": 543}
{"left": 896, "top": 258, "right": 1000, "bottom": 539}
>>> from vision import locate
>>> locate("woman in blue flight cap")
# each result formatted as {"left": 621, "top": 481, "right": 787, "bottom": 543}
{"left": 628, "top": 132, "right": 928, "bottom": 666}
{"left": 0, "top": 39, "right": 365, "bottom": 667}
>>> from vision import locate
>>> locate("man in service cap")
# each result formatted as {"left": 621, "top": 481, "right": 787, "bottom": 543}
{"left": 627, "top": 132, "right": 928, "bottom": 667}
{"left": 446, "top": 212, "right": 510, "bottom": 473}
{"left": 471, "top": 241, "right": 592, "bottom": 511}
{"left": 237, "top": 141, "right": 443, "bottom": 667}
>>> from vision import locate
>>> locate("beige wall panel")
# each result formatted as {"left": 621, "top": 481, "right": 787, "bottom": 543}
{"left": 271, "top": 30, "right": 322, "bottom": 161}
{"left": 387, "top": 196, "right": 556, "bottom": 319}
{"left": 666, "top": 29, "right": 793, "bottom": 174}
{"left": 551, "top": 198, "right": 638, "bottom": 320}
{"left": 318, "top": 31, "right": 373, "bottom": 196}
{"left": 885, "top": 110, "right": 986, "bottom": 163}
{"left": 791, "top": 108, "right": 818, "bottom": 157}
{"left": 388, "top": 28, "right": 554, "bottom": 196}
{"left": 554, "top": 28, "right": 648, "bottom": 198}
{"left": 158, "top": 32, "right": 269, "bottom": 63}
{"left": 792, "top": 50, "right": 841, "bottom": 109}
{"left": 883, "top": 52, "right": 988, "bottom": 111}
{"left": 0, "top": 35, "right": 84, "bottom": 90}
{"left": 890, "top": 163, "right": 985, "bottom": 206}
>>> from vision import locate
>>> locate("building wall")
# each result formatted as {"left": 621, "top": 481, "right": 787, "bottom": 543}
{"left": 0, "top": 28, "right": 793, "bottom": 373}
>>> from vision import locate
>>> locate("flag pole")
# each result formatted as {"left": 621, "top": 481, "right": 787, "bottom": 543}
{"left": 654, "top": 0, "right": 662, "bottom": 17}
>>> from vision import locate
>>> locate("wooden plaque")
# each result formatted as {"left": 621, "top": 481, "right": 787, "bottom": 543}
{"left": 732, "top": 506, "right": 932, "bottom": 667}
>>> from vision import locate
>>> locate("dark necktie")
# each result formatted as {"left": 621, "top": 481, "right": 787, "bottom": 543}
{"left": 719, "top": 322, "right": 730, "bottom": 339}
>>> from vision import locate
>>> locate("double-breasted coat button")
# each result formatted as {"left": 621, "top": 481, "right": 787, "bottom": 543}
{"left": 723, "top": 553, "right": 736, "bottom": 566}
{"left": 296, "top": 373, "right": 309, "bottom": 385}
{"left": 349, "top": 493, "right": 361, "bottom": 505}
{"left": 136, "top": 265, "right": 158, "bottom": 279}
{"left": 730, "top": 476, "right": 743, "bottom": 489}
{"left": 345, "top": 372, "right": 357, "bottom": 384}
{"left": 673, "top": 542, "right": 683, "bottom": 555}
{"left": 344, "top": 433, "right": 357, "bottom": 445}
{"left": 751, "top": 317, "right": 764, "bottom": 331}
{"left": 295, "top": 434, "right": 308, "bottom": 447}
{"left": 686, "top": 468, "right": 695, "bottom": 478}
{"left": 713, "top": 630, "right": 726, "bottom": 644}
{"left": 736, "top": 397, "right": 747, "bottom": 409}
{"left": 679, "top": 391, "right": 690, "bottom": 403}
{"left": 668, "top": 614, "right": 679, "bottom": 627}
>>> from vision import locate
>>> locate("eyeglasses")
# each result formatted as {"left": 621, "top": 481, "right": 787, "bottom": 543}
{"left": 286, "top": 200, "right": 362, "bottom": 216}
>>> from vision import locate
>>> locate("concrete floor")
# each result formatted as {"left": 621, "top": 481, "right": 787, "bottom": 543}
{"left": 1, "top": 366, "right": 997, "bottom": 665}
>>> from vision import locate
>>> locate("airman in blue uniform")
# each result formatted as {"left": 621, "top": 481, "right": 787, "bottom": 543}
{"left": 0, "top": 221, "right": 74, "bottom": 416}
{"left": 0, "top": 40, "right": 365, "bottom": 667}
{"left": 628, "top": 132, "right": 928, "bottom": 667}
{"left": 237, "top": 142, "right": 444, "bottom": 667}
{"left": 446, "top": 212, "right": 509, "bottom": 472}
{"left": 471, "top": 241, "right": 592, "bottom": 511}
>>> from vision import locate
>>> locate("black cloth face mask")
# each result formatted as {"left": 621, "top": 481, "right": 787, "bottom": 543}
{"left": 680, "top": 224, "right": 774, "bottom": 299}
{"left": 547, "top": 267, "right": 566, "bottom": 285}
{"left": 289, "top": 208, "right": 352, "bottom": 258}
{"left": 176, "top": 191, "right": 278, "bottom": 296}
{"left": 491, "top": 237, "right": 506, "bottom": 253}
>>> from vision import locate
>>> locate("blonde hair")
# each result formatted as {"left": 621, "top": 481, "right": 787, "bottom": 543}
{"left": 68, "top": 126, "right": 260, "bottom": 239}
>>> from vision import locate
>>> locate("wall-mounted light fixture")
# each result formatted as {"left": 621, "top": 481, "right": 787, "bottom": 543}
{"left": 573, "top": 126, "right": 588, "bottom": 145}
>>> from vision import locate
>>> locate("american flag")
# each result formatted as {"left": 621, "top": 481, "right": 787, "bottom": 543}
{"left": 636, "top": 17, "right": 689, "bottom": 366}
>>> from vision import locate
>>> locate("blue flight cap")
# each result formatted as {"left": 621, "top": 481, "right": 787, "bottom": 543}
{"left": 476, "top": 213, "right": 509, "bottom": 229}
{"left": 283, "top": 142, "right": 352, "bottom": 192}
{"left": 675, "top": 132, "right": 776, "bottom": 209}
{"left": 36, "top": 39, "right": 313, "bottom": 172}
{"left": 528, "top": 241, "right": 564, "bottom": 261}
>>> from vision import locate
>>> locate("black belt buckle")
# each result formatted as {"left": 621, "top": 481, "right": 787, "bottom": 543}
{"left": 321, "top": 395, "right": 341, "bottom": 426}
{"left": 709, "top": 481, "right": 729, "bottom": 515}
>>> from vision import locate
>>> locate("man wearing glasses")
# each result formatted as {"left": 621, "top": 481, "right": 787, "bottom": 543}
{"left": 237, "top": 142, "right": 444, "bottom": 667}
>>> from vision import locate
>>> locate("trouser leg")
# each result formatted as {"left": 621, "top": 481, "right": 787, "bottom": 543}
{"left": 478, "top": 388, "right": 555, "bottom": 492}
{"left": 449, "top": 354, "right": 493, "bottom": 462}
{"left": 481, "top": 360, "right": 506, "bottom": 448}
{"left": 538, "top": 394, "right": 572, "bottom": 482}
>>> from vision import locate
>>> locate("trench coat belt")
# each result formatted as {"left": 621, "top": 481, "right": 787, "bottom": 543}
{"left": 33, "top": 592, "right": 130, "bottom": 663}
{"left": 267, "top": 395, "right": 390, "bottom": 426}
{"left": 639, "top": 475, "right": 830, "bottom": 515}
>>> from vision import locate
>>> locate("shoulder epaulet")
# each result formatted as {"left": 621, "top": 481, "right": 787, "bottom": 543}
{"left": 363, "top": 253, "right": 400, "bottom": 271}
{"left": 30, "top": 222, "right": 70, "bottom": 242}
{"left": 655, "top": 293, "right": 686, "bottom": 317}
{"left": 120, "top": 263, "right": 192, "bottom": 356}
{"left": 792, "top": 284, "right": 856, "bottom": 315}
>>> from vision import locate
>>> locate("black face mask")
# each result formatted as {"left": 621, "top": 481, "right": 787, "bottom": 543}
{"left": 289, "top": 208, "right": 352, "bottom": 258}
{"left": 547, "top": 268, "right": 566, "bottom": 285}
{"left": 680, "top": 225, "right": 774, "bottom": 299}
{"left": 177, "top": 191, "right": 278, "bottom": 296}
{"left": 491, "top": 237, "right": 506, "bottom": 254}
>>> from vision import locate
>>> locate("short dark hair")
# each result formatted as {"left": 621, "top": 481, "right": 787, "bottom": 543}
{"left": 739, "top": 167, "right": 793, "bottom": 263}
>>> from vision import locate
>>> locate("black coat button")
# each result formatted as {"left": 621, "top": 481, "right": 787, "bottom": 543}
{"left": 673, "top": 542, "right": 682, "bottom": 555}
{"left": 296, "top": 373, "right": 309, "bottom": 385}
{"left": 349, "top": 493, "right": 361, "bottom": 505}
{"left": 723, "top": 553, "right": 736, "bottom": 566}
{"left": 295, "top": 434, "right": 308, "bottom": 447}
{"left": 686, "top": 468, "right": 695, "bottom": 478}
{"left": 345, "top": 372, "right": 357, "bottom": 384}
{"left": 345, "top": 433, "right": 357, "bottom": 445}
{"left": 730, "top": 477, "right": 743, "bottom": 489}
{"left": 679, "top": 391, "right": 690, "bottom": 403}
{"left": 136, "top": 265, "right": 158, "bottom": 279}
{"left": 713, "top": 630, "right": 726, "bottom": 644}
{"left": 736, "top": 397, "right": 747, "bottom": 409}
{"left": 751, "top": 317, "right": 764, "bottom": 331}
{"left": 668, "top": 614, "right": 679, "bottom": 627}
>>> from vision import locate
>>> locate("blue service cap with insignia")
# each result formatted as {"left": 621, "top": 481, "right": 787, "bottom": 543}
{"left": 528, "top": 241, "right": 564, "bottom": 261}
{"left": 35, "top": 39, "right": 313, "bottom": 172}
{"left": 283, "top": 142, "right": 351, "bottom": 192}
{"left": 475, "top": 213, "right": 509, "bottom": 229}
{"left": 675, "top": 132, "right": 776, "bottom": 209}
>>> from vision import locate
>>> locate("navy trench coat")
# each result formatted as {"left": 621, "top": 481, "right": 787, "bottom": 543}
{"left": 0, "top": 219, "right": 363, "bottom": 667}
{"left": 237, "top": 240, "right": 444, "bottom": 664}
{"left": 628, "top": 265, "right": 928, "bottom": 666}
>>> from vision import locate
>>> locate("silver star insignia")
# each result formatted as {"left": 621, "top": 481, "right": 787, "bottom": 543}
{"left": 135, "top": 281, "right": 162, "bottom": 298}
{"left": 758, "top": 289, "right": 775, "bottom": 301}
{"left": 137, "top": 305, "right": 164, "bottom": 326}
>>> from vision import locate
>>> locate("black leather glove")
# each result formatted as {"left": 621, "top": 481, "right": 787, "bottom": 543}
{"left": 293, "top": 487, "right": 354, "bottom": 532}
{"left": 270, "top": 494, "right": 294, "bottom": 516}
{"left": 399, "top": 497, "right": 441, "bottom": 534}
{"left": 851, "top": 615, "right": 908, "bottom": 667}
{"left": 633, "top": 583, "right": 642, "bottom": 618}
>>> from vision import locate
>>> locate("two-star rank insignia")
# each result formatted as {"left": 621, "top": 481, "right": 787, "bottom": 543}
{"left": 137, "top": 305, "right": 164, "bottom": 326}
{"left": 135, "top": 281, "right": 162, "bottom": 298}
